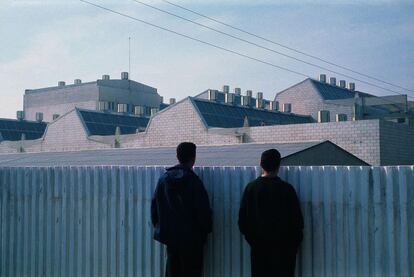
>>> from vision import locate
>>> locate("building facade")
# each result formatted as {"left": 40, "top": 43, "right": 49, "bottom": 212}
{"left": 23, "top": 72, "right": 163, "bottom": 122}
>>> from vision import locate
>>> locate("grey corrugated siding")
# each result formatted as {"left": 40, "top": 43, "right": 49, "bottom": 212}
{"left": 0, "top": 166, "right": 413, "bottom": 276}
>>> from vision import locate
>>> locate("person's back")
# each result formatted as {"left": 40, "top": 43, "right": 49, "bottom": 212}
{"left": 238, "top": 149, "right": 303, "bottom": 277}
{"left": 152, "top": 164, "right": 212, "bottom": 249}
{"left": 151, "top": 142, "right": 212, "bottom": 277}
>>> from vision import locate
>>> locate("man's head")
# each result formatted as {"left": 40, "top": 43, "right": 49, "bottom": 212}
{"left": 260, "top": 149, "right": 281, "bottom": 175}
{"left": 176, "top": 142, "right": 197, "bottom": 168}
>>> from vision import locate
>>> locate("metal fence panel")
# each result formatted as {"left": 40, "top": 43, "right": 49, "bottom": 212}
{"left": 0, "top": 166, "right": 413, "bottom": 277}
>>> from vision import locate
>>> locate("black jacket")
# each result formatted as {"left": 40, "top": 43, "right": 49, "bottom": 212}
{"left": 238, "top": 176, "right": 304, "bottom": 251}
{"left": 151, "top": 165, "right": 212, "bottom": 249}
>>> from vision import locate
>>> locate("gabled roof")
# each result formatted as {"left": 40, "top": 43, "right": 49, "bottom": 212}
{"left": 77, "top": 109, "right": 149, "bottom": 136}
{"left": 0, "top": 118, "right": 46, "bottom": 142}
{"left": 309, "top": 79, "right": 372, "bottom": 100}
{"left": 191, "top": 98, "right": 313, "bottom": 128}
{"left": 276, "top": 78, "right": 373, "bottom": 101}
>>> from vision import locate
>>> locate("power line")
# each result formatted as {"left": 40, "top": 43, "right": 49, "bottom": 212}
{"left": 161, "top": 0, "right": 414, "bottom": 95}
{"left": 79, "top": 0, "right": 412, "bottom": 108}
{"left": 80, "top": 0, "right": 309, "bottom": 79}
{"left": 132, "top": 0, "right": 412, "bottom": 97}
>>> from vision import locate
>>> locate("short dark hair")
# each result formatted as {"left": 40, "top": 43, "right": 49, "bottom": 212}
{"left": 260, "top": 149, "right": 281, "bottom": 172}
{"left": 176, "top": 142, "right": 196, "bottom": 164}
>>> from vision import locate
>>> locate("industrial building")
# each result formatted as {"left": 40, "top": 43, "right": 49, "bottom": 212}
{"left": 0, "top": 74, "right": 413, "bottom": 165}
{"left": 275, "top": 74, "right": 414, "bottom": 124}
{"left": 23, "top": 72, "right": 168, "bottom": 122}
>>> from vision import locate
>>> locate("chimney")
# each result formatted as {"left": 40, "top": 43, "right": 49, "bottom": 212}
{"left": 208, "top": 89, "right": 217, "bottom": 101}
{"left": 269, "top": 101, "right": 279, "bottom": 111}
{"left": 151, "top": 108, "right": 159, "bottom": 117}
{"left": 339, "top": 80, "right": 346, "bottom": 88}
{"left": 225, "top": 93, "right": 234, "bottom": 104}
{"left": 256, "top": 98, "right": 263, "bottom": 109}
{"left": 282, "top": 103, "right": 291, "bottom": 113}
{"left": 102, "top": 74, "right": 110, "bottom": 80}
{"left": 241, "top": 95, "right": 251, "bottom": 106}
{"left": 234, "top": 87, "right": 241, "bottom": 95}
{"left": 329, "top": 77, "right": 336, "bottom": 86}
{"left": 336, "top": 113, "right": 348, "bottom": 122}
{"left": 35, "top": 112, "right": 43, "bottom": 123}
{"left": 245, "top": 90, "right": 253, "bottom": 97}
{"left": 160, "top": 96, "right": 164, "bottom": 103}
{"left": 74, "top": 79, "right": 82, "bottom": 85}
{"left": 58, "top": 81, "right": 65, "bottom": 87}
{"left": 121, "top": 72, "right": 129, "bottom": 80}
{"left": 169, "top": 98, "right": 176, "bottom": 105}
{"left": 256, "top": 92, "right": 263, "bottom": 100}
{"left": 318, "top": 110, "right": 330, "bottom": 123}
{"left": 349, "top": 82, "right": 355, "bottom": 91}
{"left": 222, "top": 85, "right": 230, "bottom": 94}
{"left": 16, "top": 111, "right": 25, "bottom": 121}
{"left": 319, "top": 74, "right": 327, "bottom": 83}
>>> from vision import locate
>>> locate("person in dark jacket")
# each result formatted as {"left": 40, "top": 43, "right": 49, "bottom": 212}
{"left": 238, "top": 149, "right": 304, "bottom": 277}
{"left": 151, "top": 142, "right": 212, "bottom": 277}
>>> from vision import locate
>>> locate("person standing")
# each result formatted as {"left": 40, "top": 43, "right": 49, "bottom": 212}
{"left": 238, "top": 149, "right": 304, "bottom": 277}
{"left": 151, "top": 142, "right": 212, "bottom": 277}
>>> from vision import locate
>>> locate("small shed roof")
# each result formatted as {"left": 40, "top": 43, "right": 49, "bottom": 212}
{"left": 0, "top": 141, "right": 367, "bottom": 167}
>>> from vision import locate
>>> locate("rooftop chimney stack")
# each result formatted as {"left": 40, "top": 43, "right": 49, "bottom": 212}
{"left": 319, "top": 74, "right": 327, "bottom": 83}
{"left": 255, "top": 98, "right": 263, "bottom": 109}
{"left": 269, "top": 101, "right": 279, "bottom": 111}
{"left": 256, "top": 92, "right": 263, "bottom": 100}
{"left": 16, "top": 111, "right": 25, "bottom": 121}
{"left": 74, "top": 79, "right": 82, "bottom": 85}
{"left": 102, "top": 74, "right": 110, "bottom": 80}
{"left": 58, "top": 81, "right": 65, "bottom": 87}
{"left": 160, "top": 96, "right": 164, "bottom": 103}
{"left": 283, "top": 103, "right": 292, "bottom": 113}
{"left": 35, "top": 112, "right": 43, "bottom": 123}
{"left": 208, "top": 89, "right": 217, "bottom": 101}
{"left": 339, "top": 80, "right": 346, "bottom": 88}
{"left": 234, "top": 88, "right": 241, "bottom": 95}
{"left": 121, "top": 72, "right": 129, "bottom": 80}
{"left": 225, "top": 93, "right": 235, "bottom": 104}
{"left": 222, "top": 85, "right": 230, "bottom": 94}
{"left": 329, "top": 77, "right": 336, "bottom": 86}
{"left": 246, "top": 90, "right": 253, "bottom": 97}
{"left": 349, "top": 82, "right": 356, "bottom": 91}
{"left": 169, "top": 98, "right": 176, "bottom": 105}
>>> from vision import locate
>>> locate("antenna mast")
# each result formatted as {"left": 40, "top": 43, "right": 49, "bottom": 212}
{"left": 128, "top": 37, "right": 131, "bottom": 77}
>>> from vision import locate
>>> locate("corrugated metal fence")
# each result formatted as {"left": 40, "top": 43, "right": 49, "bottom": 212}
{"left": 0, "top": 166, "right": 413, "bottom": 276}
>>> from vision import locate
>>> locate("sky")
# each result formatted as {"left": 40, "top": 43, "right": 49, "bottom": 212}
{"left": 0, "top": 0, "right": 413, "bottom": 119}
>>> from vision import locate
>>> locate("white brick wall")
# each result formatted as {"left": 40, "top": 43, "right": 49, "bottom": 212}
{"left": 31, "top": 109, "right": 110, "bottom": 152}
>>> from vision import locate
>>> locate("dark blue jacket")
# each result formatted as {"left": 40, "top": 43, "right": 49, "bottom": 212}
{"left": 151, "top": 165, "right": 212, "bottom": 249}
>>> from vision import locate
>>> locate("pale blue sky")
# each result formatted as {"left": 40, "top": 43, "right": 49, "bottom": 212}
{"left": 0, "top": 0, "right": 413, "bottom": 118}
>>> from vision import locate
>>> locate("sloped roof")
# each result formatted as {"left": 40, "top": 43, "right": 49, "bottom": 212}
{"left": 192, "top": 98, "right": 313, "bottom": 128}
{"left": 0, "top": 118, "right": 46, "bottom": 142}
{"left": 276, "top": 78, "right": 373, "bottom": 101}
{"left": 309, "top": 79, "right": 372, "bottom": 100}
{"left": 0, "top": 141, "right": 367, "bottom": 166}
{"left": 77, "top": 109, "right": 149, "bottom": 136}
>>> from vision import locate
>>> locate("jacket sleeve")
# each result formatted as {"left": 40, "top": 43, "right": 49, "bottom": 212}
{"left": 238, "top": 185, "right": 249, "bottom": 237}
{"left": 288, "top": 186, "right": 304, "bottom": 250}
{"left": 151, "top": 180, "right": 160, "bottom": 227}
{"left": 194, "top": 177, "right": 213, "bottom": 235}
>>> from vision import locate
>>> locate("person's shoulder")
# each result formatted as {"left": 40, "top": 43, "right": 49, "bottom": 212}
{"left": 278, "top": 178, "right": 298, "bottom": 196}
{"left": 244, "top": 177, "right": 262, "bottom": 191}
